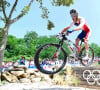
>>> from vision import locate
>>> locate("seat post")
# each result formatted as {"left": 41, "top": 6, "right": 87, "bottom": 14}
{"left": 80, "top": 39, "right": 84, "bottom": 45}
{"left": 80, "top": 40, "right": 83, "bottom": 46}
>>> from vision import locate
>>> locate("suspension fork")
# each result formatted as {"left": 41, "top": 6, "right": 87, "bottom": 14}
{"left": 53, "top": 47, "right": 61, "bottom": 58}
{"left": 53, "top": 40, "right": 63, "bottom": 59}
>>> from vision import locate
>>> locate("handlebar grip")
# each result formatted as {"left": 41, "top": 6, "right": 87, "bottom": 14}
{"left": 66, "top": 31, "right": 70, "bottom": 35}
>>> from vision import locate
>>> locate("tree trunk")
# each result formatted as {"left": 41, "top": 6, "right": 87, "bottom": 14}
{"left": 0, "top": 24, "right": 10, "bottom": 72}
{"left": 0, "top": 0, "right": 34, "bottom": 72}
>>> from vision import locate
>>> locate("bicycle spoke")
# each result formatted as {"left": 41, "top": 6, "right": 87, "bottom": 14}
{"left": 34, "top": 44, "right": 67, "bottom": 74}
{"left": 80, "top": 47, "right": 94, "bottom": 66}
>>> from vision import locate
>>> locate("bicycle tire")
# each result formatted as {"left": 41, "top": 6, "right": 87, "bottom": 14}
{"left": 34, "top": 43, "right": 67, "bottom": 74}
{"left": 79, "top": 46, "right": 94, "bottom": 66}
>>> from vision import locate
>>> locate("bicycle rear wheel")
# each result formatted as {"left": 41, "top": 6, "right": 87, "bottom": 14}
{"left": 34, "top": 43, "right": 67, "bottom": 74}
{"left": 79, "top": 46, "right": 94, "bottom": 66}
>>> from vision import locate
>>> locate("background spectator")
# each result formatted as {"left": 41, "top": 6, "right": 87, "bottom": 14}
{"left": 18, "top": 56, "right": 26, "bottom": 65}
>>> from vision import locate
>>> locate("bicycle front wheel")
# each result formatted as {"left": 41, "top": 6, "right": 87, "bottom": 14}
{"left": 34, "top": 43, "right": 67, "bottom": 74}
{"left": 79, "top": 46, "right": 94, "bottom": 66}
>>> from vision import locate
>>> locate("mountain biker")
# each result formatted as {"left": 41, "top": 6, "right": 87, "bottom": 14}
{"left": 60, "top": 9, "right": 91, "bottom": 60}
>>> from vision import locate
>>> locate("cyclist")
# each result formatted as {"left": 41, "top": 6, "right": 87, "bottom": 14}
{"left": 60, "top": 9, "right": 91, "bottom": 60}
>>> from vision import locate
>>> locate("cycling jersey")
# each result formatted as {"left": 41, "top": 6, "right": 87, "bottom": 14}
{"left": 74, "top": 17, "right": 91, "bottom": 40}
{"left": 74, "top": 18, "right": 90, "bottom": 32}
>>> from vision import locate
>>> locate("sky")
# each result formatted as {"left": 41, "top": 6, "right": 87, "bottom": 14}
{"left": 6, "top": 0, "right": 100, "bottom": 45}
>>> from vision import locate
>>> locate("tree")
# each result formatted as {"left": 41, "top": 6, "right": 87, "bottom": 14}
{"left": 37, "top": 0, "right": 74, "bottom": 30}
{"left": 0, "top": 0, "right": 34, "bottom": 71}
{"left": 5, "top": 35, "right": 27, "bottom": 58}
{"left": 0, "top": 0, "right": 74, "bottom": 71}
{"left": 5, "top": 35, "right": 18, "bottom": 57}
{"left": 90, "top": 43, "right": 100, "bottom": 57}
{"left": 24, "top": 31, "right": 38, "bottom": 47}
{"left": 0, "top": 0, "right": 10, "bottom": 11}
{"left": 51, "top": 0, "right": 74, "bottom": 6}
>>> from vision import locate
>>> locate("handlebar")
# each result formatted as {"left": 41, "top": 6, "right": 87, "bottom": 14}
{"left": 56, "top": 30, "right": 71, "bottom": 37}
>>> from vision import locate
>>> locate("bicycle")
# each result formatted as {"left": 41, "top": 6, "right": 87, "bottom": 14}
{"left": 34, "top": 31, "right": 94, "bottom": 74}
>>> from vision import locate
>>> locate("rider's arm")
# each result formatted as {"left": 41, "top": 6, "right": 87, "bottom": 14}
{"left": 74, "top": 17, "right": 85, "bottom": 31}
{"left": 61, "top": 22, "right": 74, "bottom": 33}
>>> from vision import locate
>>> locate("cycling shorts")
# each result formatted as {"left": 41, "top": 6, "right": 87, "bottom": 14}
{"left": 77, "top": 30, "right": 91, "bottom": 40}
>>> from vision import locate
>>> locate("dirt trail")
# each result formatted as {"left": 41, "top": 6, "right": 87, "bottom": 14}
{"left": 0, "top": 82, "right": 98, "bottom": 90}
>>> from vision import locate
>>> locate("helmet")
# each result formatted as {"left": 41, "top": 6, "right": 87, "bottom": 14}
{"left": 70, "top": 9, "right": 78, "bottom": 18}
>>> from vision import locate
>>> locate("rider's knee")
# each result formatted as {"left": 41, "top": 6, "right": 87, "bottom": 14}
{"left": 84, "top": 39, "right": 88, "bottom": 43}
{"left": 76, "top": 38, "right": 79, "bottom": 42}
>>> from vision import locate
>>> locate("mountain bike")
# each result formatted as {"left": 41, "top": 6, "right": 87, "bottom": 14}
{"left": 34, "top": 31, "right": 94, "bottom": 74}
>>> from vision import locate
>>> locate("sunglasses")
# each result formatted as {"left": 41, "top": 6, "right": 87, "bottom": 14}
{"left": 70, "top": 10, "right": 76, "bottom": 14}
{"left": 71, "top": 13, "right": 77, "bottom": 18}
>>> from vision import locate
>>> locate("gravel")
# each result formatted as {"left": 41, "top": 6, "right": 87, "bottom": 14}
{"left": 0, "top": 82, "right": 98, "bottom": 90}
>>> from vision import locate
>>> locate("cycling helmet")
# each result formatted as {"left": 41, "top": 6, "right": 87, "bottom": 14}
{"left": 70, "top": 9, "right": 78, "bottom": 18}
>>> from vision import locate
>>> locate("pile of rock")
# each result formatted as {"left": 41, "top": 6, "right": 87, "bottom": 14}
{"left": 1, "top": 66, "right": 51, "bottom": 83}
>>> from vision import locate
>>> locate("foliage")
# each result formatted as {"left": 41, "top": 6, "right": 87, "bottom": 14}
{"left": 65, "top": 66, "right": 80, "bottom": 86}
{"left": 90, "top": 43, "right": 100, "bottom": 57}
{"left": 51, "top": 0, "right": 74, "bottom": 6}
{"left": 24, "top": 31, "right": 38, "bottom": 47}
{"left": 92, "top": 62, "right": 99, "bottom": 67}
{"left": 41, "top": 7, "right": 49, "bottom": 19}
{"left": 1, "top": 80, "right": 8, "bottom": 85}
{"left": 53, "top": 65, "right": 80, "bottom": 86}
{"left": 36, "top": 0, "right": 74, "bottom": 30}
{"left": 21, "top": 6, "right": 30, "bottom": 16}
{"left": 53, "top": 74, "right": 67, "bottom": 85}
{"left": 0, "top": 0, "right": 10, "bottom": 11}
{"left": 0, "top": 0, "right": 76, "bottom": 68}
{"left": 0, "top": 28, "right": 4, "bottom": 45}
{"left": 3, "top": 55, "right": 33, "bottom": 62}
{"left": 5, "top": 35, "right": 18, "bottom": 57}
{"left": 47, "top": 20, "right": 55, "bottom": 30}
{"left": 4, "top": 31, "right": 100, "bottom": 61}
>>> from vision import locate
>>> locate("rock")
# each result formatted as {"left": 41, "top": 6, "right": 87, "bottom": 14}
{"left": 11, "top": 70, "right": 24, "bottom": 77}
{"left": 20, "top": 78, "right": 31, "bottom": 83}
{"left": 13, "top": 65, "right": 27, "bottom": 72}
{"left": 31, "top": 77, "right": 41, "bottom": 83}
{"left": 31, "top": 71, "right": 41, "bottom": 78}
{"left": 14, "top": 65, "right": 27, "bottom": 69}
{"left": 52, "top": 74, "right": 67, "bottom": 85}
{"left": 12, "top": 68, "right": 24, "bottom": 71}
{"left": 43, "top": 74, "right": 52, "bottom": 82}
{"left": 1, "top": 71, "right": 18, "bottom": 83}
{"left": 18, "top": 73, "right": 30, "bottom": 79}
{"left": 30, "top": 75, "right": 35, "bottom": 79}
{"left": 25, "top": 69, "right": 35, "bottom": 74}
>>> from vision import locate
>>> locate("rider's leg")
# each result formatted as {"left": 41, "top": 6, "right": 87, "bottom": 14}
{"left": 69, "top": 38, "right": 80, "bottom": 58}
{"left": 84, "top": 39, "right": 89, "bottom": 56}
{"left": 76, "top": 30, "right": 86, "bottom": 59}
{"left": 74, "top": 38, "right": 80, "bottom": 60}
{"left": 83, "top": 31, "right": 91, "bottom": 59}
{"left": 75, "top": 38, "right": 80, "bottom": 48}
{"left": 82, "top": 39, "right": 89, "bottom": 60}
{"left": 76, "top": 30, "right": 85, "bottom": 50}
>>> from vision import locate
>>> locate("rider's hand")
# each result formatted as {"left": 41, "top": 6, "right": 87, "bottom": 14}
{"left": 67, "top": 30, "right": 74, "bottom": 33}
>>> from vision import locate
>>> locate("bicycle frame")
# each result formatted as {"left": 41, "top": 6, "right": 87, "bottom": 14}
{"left": 57, "top": 33, "right": 83, "bottom": 60}
{"left": 34, "top": 33, "right": 94, "bottom": 74}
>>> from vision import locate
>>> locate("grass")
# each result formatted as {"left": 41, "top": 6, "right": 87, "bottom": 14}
{"left": 1, "top": 80, "right": 8, "bottom": 85}
{"left": 52, "top": 65, "right": 80, "bottom": 86}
